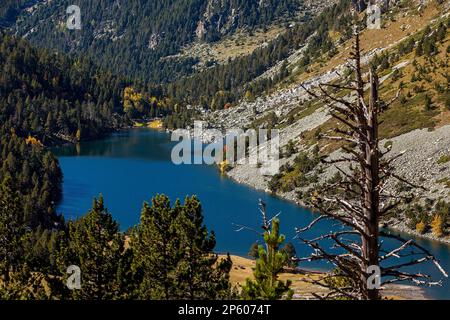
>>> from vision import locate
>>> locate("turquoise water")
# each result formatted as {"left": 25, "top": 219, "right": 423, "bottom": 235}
{"left": 53, "top": 128, "right": 450, "bottom": 299}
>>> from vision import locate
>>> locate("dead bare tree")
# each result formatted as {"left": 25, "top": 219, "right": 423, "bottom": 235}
{"left": 296, "top": 30, "right": 448, "bottom": 300}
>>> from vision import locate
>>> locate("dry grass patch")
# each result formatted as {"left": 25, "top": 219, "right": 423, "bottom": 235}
{"left": 292, "top": 2, "right": 442, "bottom": 86}
{"left": 223, "top": 255, "right": 327, "bottom": 298}
{"left": 181, "top": 25, "right": 285, "bottom": 67}
{"left": 224, "top": 255, "right": 426, "bottom": 300}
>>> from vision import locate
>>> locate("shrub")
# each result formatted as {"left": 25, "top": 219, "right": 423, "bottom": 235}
{"left": 283, "top": 140, "right": 297, "bottom": 158}
{"left": 424, "top": 94, "right": 433, "bottom": 111}
{"left": 399, "top": 95, "right": 407, "bottom": 104}
{"left": 438, "top": 154, "right": 450, "bottom": 164}
{"left": 384, "top": 141, "right": 393, "bottom": 150}
{"left": 405, "top": 203, "right": 431, "bottom": 229}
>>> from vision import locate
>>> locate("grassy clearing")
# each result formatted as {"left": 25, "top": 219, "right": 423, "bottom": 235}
{"left": 180, "top": 25, "right": 285, "bottom": 67}
{"left": 379, "top": 93, "right": 438, "bottom": 140}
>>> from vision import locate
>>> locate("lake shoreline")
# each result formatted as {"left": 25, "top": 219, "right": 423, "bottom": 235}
{"left": 224, "top": 255, "right": 429, "bottom": 300}
{"left": 54, "top": 125, "right": 450, "bottom": 246}
{"left": 54, "top": 128, "right": 450, "bottom": 300}
{"left": 223, "top": 163, "right": 450, "bottom": 245}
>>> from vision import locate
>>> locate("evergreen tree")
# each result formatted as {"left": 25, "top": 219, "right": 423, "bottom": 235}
{"left": 280, "top": 242, "right": 298, "bottom": 269}
{"left": 425, "top": 94, "right": 433, "bottom": 111}
{"left": 131, "top": 195, "right": 181, "bottom": 299}
{"left": 241, "top": 219, "right": 293, "bottom": 300}
{"left": 0, "top": 175, "right": 25, "bottom": 275}
{"left": 248, "top": 242, "right": 260, "bottom": 260}
{"left": 132, "top": 195, "right": 232, "bottom": 299}
{"left": 60, "top": 196, "right": 128, "bottom": 300}
{"left": 174, "top": 196, "right": 232, "bottom": 299}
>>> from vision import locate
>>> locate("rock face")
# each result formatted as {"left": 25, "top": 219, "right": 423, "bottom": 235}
{"left": 196, "top": 21, "right": 207, "bottom": 40}
{"left": 352, "top": 0, "right": 412, "bottom": 12}
{"left": 196, "top": 0, "right": 239, "bottom": 40}
{"left": 148, "top": 33, "right": 162, "bottom": 50}
{"left": 194, "top": 0, "right": 301, "bottom": 40}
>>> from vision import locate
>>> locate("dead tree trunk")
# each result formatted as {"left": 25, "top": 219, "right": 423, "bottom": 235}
{"left": 296, "top": 30, "right": 447, "bottom": 300}
{"left": 361, "top": 63, "right": 381, "bottom": 300}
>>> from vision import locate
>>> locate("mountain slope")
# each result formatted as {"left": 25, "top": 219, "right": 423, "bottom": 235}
{"left": 0, "top": 31, "right": 136, "bottom": 228}
{"left": 0, "top": 0, "right": 39, "bottom": 27}
{"left": 0, "top": 32, "right": 130, "bottom": 144}
{"left": 7, "top": 0, "right": 302, "bottom": 83}
{"left": 204, "top": 0, "right": 450, "bottom": 240}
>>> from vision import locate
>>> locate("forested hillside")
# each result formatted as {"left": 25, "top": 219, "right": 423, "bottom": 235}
{"left": 165, "top": 0, "right": 351, "bottom": 110}
{"left": 0, "top": 29, "right": 236, "bottom": 299}
{"left": 0, "top": 0, "right": 37, "bottom": 27}
{"left": 7, "top": 0, "right": 301, "bottom": 83}
{"left": 0, "top": 31, "right": 133, "bottom": 231}
{"left": 0, "top": 0, "right": 449, "bottom": 301}
{"left": 0, "top": 32, "right": 130, "bottom": 144}
{"left": 2, "top": 0, "right": 350, "bottom": 114}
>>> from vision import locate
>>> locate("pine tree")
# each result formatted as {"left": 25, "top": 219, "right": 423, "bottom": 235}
{"left": 281, "top": 242, "right": 298, "bottom": 268}
{"left": 0, "top": 175, "right": 25, "bottom": 275}
{"left": 131, "top": 195, "right": 181, "bottom": 299}
{"left": 61, "top": 196, "right": 128, "bottom": 300}
{"left": 132, "top": 195, "right": 232, "bottom": 299}
{"left": 75, "top": 128, "right": 81, "bottom": 142}
{"left": 241, "top": 219, "right": 293, "bottom": 300}
{"left": 248, "top": 242, "right": 260, "bottom": 259}
{"left": 174, "top": 196, "right": 232, "bottom": 299}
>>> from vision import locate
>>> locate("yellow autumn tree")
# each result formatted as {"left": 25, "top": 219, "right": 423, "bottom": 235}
{"left": 416, "top": 221, "right": 427, "bottom": 235}
{"left": 25, "top": 135, "right": 43, "bottom": 147}
{"left": 76, "top": 129, "right": 81, "bottom": 142}
{"left": 244, "top": 90, "right": 254, "bottom": 101}
{"left": 219, "top": 160, "right": 229, "bottom": 175}
{"left": 123, "top": 87, "right": 145, "bottom": 114}
{"left": 431, "top": 215, "right": 445, "bottom": 238}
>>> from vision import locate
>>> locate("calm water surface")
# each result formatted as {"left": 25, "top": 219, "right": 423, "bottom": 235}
{"left": 53, "top": 129, "right": 450, "bottom": 299}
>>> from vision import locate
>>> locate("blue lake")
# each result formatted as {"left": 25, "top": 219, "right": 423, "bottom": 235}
{"left": 53, "top": 128, "right": 450, "bottom": 299}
